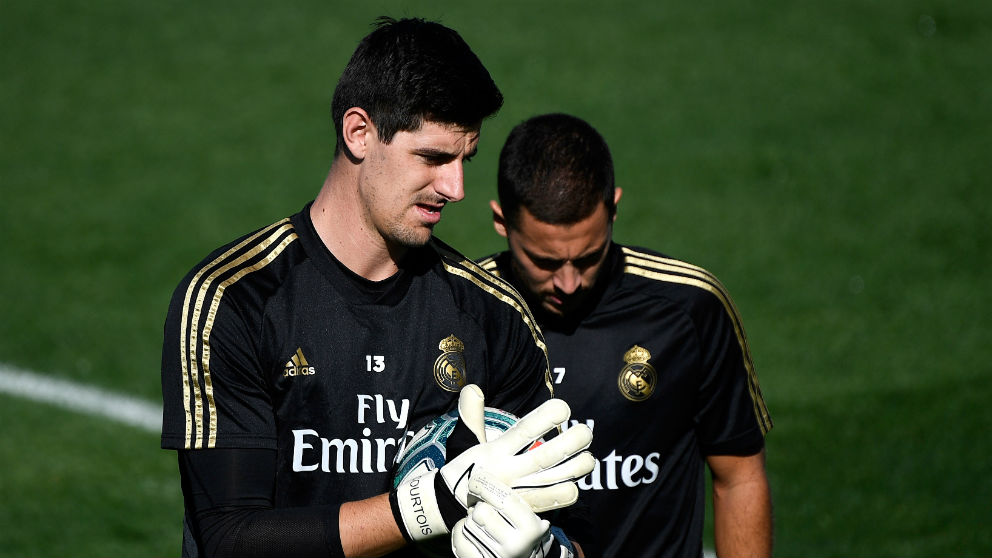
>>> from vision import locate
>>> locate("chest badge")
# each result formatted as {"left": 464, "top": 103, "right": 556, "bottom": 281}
{"left": 618, "top": 345, "right": 657, "bottom": 402}
{"left": 434, "top": 334, "right": 467, "bottom": 392}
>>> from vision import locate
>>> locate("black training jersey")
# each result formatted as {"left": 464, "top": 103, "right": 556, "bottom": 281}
{"left": 162, "top": 203, "right": 553, "bottom": 511}
{"left": 480, "top": 244, "right": 771, "bottom": 558}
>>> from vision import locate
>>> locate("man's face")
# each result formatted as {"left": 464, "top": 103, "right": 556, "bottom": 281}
{"left": 502, "top": 202, "right": 614, "bottom": 320}
{"left": 359, "top": 120, "right": 480, "bottom": 248}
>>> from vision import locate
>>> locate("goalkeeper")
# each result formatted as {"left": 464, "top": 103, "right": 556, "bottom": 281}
{"left": 161, "top": 17, "right": 592, "bottom": 558}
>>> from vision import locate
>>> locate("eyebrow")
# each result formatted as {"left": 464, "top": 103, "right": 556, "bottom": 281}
{"left": 412, "top": 146, "right": 478, "bottom": 160}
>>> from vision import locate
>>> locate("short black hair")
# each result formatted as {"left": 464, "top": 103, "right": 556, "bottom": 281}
{"left": 497, "top": 113, "right": 615, "bottom": 229}
{"left": 331, "top": 17, "right": 503, "bottom": 157}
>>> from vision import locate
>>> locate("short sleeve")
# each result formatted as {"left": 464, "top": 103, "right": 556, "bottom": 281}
{"left": 161, "top": 272, "right": 277, "bottom": 451}
{"left": 692, "top": 286, "right": 771, "bottom": 456}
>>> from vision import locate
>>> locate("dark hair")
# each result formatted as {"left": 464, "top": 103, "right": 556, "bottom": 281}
{"left": 331, "top": 17, "right": 503, "bottom": 157}
{"left": 497, "top": 113, "right": 615, "bottom": 228}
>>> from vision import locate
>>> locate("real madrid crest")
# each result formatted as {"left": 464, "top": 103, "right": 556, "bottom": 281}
{"left": 434, "top": 334, "right": 467, "bottom": 392}
{"left": 617, "top": 345, "right": 657, "bottom": 402}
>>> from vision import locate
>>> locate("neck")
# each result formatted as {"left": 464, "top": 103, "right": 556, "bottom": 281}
{"left": 310, "top": 158, "right": 406, "bottom": 281}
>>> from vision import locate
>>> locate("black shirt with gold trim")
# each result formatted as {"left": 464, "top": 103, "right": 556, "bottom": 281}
{"left": 161, "top": 203, "right": 552, "bottom": 556}
{"left": 479, "top": 243, "right": 772, "bottom": 558}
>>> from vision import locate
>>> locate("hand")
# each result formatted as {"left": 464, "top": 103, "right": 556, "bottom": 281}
{"left": 445, "top": 384, "right": 595, "bottom": 513}
{"left": 451, "top": 471, "right": 575, "bottom": 558}
{"left": 391, "top": 384, "right": 594, "bottom": 542}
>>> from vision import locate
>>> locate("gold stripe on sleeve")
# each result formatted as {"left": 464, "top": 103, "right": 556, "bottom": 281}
{"left": 622, "top": 247, "right": 772, "bottom": 434}
{"left": 477, "top": 256, "right": 501, "bottom": 276}
{"left": 178, "top": 219, "right": 288, "bottom": 449}
{"left": 200, "top": 230, "right": 298, "bottom": 448}
{"left": 178, "top": 219, "right": 295, "bottom": 449}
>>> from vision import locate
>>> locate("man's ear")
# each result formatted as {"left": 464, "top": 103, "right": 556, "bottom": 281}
{"left": 612, "top": 187, "right": 624, "bottom": 222}
{"left": 341, "top": 107, "right": 373, "bottom": 160}
{"left": 489, "top": 200, "right": 509, "bottom": 238}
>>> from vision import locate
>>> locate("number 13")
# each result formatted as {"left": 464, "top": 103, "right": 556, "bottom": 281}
{"left": 366, "top": 355, "right": 385, "bottom": 373}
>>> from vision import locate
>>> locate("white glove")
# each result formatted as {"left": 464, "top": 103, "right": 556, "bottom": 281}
{"left": 391, "top": 384, "right": 594, "bottom": 542}
{"left": 451, "top": 470, "right": 576, "bottom": 558}
{"left": 449, "top": 384, "right": 594, "bottom": 513}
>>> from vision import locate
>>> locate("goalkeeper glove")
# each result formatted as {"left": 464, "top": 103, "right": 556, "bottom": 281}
{"left": 390, "top": 384, "right": 593, "bottom": 542}
{"left": 451, "top": 470, "right": 575, "bottom": 558}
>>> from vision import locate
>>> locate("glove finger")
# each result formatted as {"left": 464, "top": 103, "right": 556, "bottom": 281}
{"left": 518, "top": 482, "right": 580, "bottom": 513}
{"left": 469, "top": 473, "right": 550, "bottom": 540}
{"left": 511, "top": 451, "right": 596, "bottom": 489}
{"left": 498, "top": 425, "right": 593, "bottom": 483}
{"left": 457, "top": 384, "right": 488, "bottom": 443}
{"left": 451, "top": 518, "right": 486, "bottom": 558}
{"left": 458, "top": 507, "right": 507, "bottom": 558}
{"left": 447, "top": 385, "right": 488, "bottom": 461}
{"left": 524, "top": 424, "right": 592, "bottom": 469}
{"left": 489, "top": 399, "right": 571, "bottom": 455}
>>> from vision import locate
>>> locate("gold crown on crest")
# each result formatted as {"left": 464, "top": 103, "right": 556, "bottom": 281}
{"left": 438, "top": 334, "right": 465, "bottom": 353}
{"left": 623, "top": 344, "right": 652, "bottom": 364}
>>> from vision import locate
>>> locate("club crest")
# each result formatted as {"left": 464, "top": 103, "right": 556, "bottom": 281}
{"left": 618, "top": 345, "right": 657, "bottom": 402}
{"left": 434, "top": 334, "right": 467, "bottom": 392}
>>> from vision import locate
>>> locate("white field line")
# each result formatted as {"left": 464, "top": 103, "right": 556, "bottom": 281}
{"left": 0, "top": 362, "right": 161, "bottom": 433}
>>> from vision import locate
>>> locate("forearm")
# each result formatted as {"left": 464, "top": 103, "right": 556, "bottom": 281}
{"left": 180, "top": 449, "right": 406, "bottom": 558}
{"left": 340, "top": 493, "right": 406, "bottom": 557}
{"left": 712, "top": 471, "right": 773, "bottom": 557}
{"left": 193, "top": 494, "right": 404, "bottom": 558}
{"left": 195, "top": 505, "right": 341, "bottom": 558}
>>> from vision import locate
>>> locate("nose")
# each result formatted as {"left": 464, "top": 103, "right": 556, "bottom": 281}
{"left": 435, "top": 161, "right": 465, "bottom": 203}
{"left": 553, "top": 264, "right": 582, "bottom": 295}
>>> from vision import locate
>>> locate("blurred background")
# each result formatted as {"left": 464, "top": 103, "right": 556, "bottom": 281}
{"left": 1, "top": 0, "right": 989, "bottom": 555}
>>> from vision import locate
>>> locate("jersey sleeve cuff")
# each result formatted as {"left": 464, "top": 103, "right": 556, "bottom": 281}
{"left": 326, "top": 503, "right": 345, "bottom": 558}
{"left": 701, "top": 431, "right": 765, "bottom": 456}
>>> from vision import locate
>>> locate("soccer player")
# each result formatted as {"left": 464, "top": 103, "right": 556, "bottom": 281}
{"left": 161, "top": 20, "right": 590, "bottom": 558}
{"left": 479, "top": 113, "right": 774, "bottom": 557}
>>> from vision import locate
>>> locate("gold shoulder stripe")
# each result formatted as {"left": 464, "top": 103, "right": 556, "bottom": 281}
{"left": 622, "top": 247, "right": 745, "bottom": 321}
{"left": 179, "top": 219, "right": 297, "bottom": 449}
{"left": 434, "top": 244, "right": 540, "bottom": 329}
{"left": 432, "top": 243, "right": 554, "bottom": 397}
{"left": 621, "top": 247, "right": 772, "bottom": 434}
{"left": 623, "top": 247, "right": 744, "bottom": 346}
{"left": 477, "top": 256, "right": 502, "bottom": 277}
{"left": 179, "top": 218, "right": 289, "bottom": 448}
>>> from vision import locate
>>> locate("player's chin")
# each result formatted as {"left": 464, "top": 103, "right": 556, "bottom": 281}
{"left": 389, "top": 228, "right": 434, "bottom": 249}
{"left": 544, "top": 295, "right": 586, "bottom": 319}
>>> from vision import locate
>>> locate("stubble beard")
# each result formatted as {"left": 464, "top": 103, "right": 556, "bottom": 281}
{"left": 386, "top": 222, "right": 434, "bottom": 248}
{"left": 387, "top": 194, "right": 446, "bottom": 248}
{"left": 361, "top": 184, "right": 435, "bottom": 251}
{"left": 382, "top": 203, "right": 436, "bottom": 249}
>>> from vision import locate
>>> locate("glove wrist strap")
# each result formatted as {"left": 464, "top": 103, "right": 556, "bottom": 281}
{"left": 434, "top": 466, "right": 468, "bottom": 531}
{"left": 391, "top": 470, "right": 450, "bottom": 542}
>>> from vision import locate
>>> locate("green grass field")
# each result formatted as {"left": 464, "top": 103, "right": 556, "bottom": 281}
{"left": 2, "top": 1, "right": 990, "bottom": 555}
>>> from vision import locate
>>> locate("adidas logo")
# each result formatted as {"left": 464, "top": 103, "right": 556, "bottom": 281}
{"left": 284, "top": 348, "right": 316, "bottom": 377}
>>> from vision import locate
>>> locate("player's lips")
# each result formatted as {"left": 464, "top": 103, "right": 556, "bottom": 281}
{"left": 415, "top": 202, "right": 445, "bottom": 224}
{"left": 544, "top": 289, "right": 586, "bottom": 315}
{"left": 543, "top": 293, "right": 567, "bottom": 313}
{"left": 542, "top": 300, "right": 565, "bottom": 317}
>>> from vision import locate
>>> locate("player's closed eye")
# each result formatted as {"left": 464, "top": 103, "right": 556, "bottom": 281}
{"left": 420, "top": 154, "right": 454, "bottom": 166}
{"left": 531, "top": 250, "right": 602, "bottom": 272}
{"left": 531, "top": 257, "right": 563, "bottom": 271}
{"left": 573, "top": 251, "right": 604, "bottom": 270}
